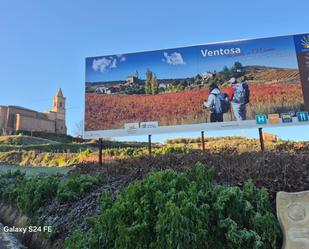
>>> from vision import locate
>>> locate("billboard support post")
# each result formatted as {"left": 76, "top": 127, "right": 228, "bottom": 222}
{"left": 258, "top": 128, "right": 265, "bottom": 152}
{"left": 148, "top": 135, "right": 152, "bottom": 155}
{"left": 201, "top": 131, "right": 205, "bottom": 152}
{"left": 98, "top": 138, "right": 103, "bottom": 165}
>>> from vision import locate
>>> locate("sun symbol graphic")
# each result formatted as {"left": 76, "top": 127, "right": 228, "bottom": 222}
{"left": 301, "top": 35, "right": 309, "bottom": 49}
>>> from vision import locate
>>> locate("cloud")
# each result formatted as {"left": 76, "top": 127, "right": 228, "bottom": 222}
{"left": 92, "top": 54, "right": 126, "bottom": 72}
{"left": 162, "top": 52, "right": 185, "bottom": 65}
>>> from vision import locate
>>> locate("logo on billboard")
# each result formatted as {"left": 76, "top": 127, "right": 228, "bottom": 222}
{"left": 297, "top": 112, "right": 309, "bottom": 122}
{"left": 256, "top": 114, "right": 267, "bottom": 125}
{"left": 124, "top": 123, "right": 140, "bottom": 130}
{"left": 301, "top": 35, "right": 309, "bottom": 49}
{"left": 281, "top": 113, "right": 293, "bottom": 123}
{"left": 140, "top": 122, "right": 158, "bottom": 129}
{"left": 268, "top": 114, "right": 280, "bottom": 124}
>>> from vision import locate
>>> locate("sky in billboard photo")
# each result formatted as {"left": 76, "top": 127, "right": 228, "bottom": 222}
{"left": 0, "top": 0, "right": 309, "bottom": 141}
{"left": 86, "top": 35, "right": 298, "bottom": 83}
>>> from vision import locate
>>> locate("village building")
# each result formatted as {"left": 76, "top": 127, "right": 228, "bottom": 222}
{"left": 95, "top": 84, "right": 121, "bottom": 94}
{"left": 125, "top": 75, "right": 139, "bottom": 85}
{"left": 0, "top": 89, "right": 67, "bottom": 135}
{"left": 158, "top": 83, "right": 168, "bottom": 89}
{"left": 202, "top": 72, "right": 215, "bottom": 81}
{"left": 95, "top": 86, "right": 109, "bottom": 94}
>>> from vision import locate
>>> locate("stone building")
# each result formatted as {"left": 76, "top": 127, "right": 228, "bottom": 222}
{"left": 0, "top": 89, "right": 67, "bottom": 135}
{"left": 125, "top": 75, "right": 139, "bottom": 85}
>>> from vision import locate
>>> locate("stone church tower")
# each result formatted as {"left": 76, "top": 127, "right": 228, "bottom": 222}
{"left": 0, "top": 88, "right": 67, "bottom": 135}
{"left": 52, "top": 88, "right": 67, "bottom": 134}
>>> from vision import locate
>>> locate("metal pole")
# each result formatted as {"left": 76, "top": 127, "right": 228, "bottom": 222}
{"left": 148, "top": 134, "right": 152, "bottom": 155}
{"left": 201, "top": 131, "right": 205, "bottom": 152}
{"left": 258, "top": 128, "right": 265, "bottom": 152}
{"left": 98, "top": 138, "right": 103, "bottom": 165}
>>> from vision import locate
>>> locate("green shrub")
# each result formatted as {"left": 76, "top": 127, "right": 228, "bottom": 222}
{"left": 15, "top": 175, "right": 61, "bottom": 216}
{"left": 0, "top": 169, "right": 26, "bottom": 203}
{"left": 0, "top": 171, "right": 60, "bottom": 217}
{"left": 57, "top": 174, "right": 101, "bottom": 203}
{"left": 65, "top": 163, "right": 279, "bottom": 249}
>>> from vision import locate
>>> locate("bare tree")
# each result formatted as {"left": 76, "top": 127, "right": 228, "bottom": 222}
{"left": 74, "top": 120, "right": 84, "bottom": 138}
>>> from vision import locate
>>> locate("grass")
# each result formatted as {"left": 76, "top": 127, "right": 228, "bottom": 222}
{"left": 0, "top": 134, "right": 58, "bottom": 145}
{"left": 0, "top": 164, "right": 72, "bottom": 176}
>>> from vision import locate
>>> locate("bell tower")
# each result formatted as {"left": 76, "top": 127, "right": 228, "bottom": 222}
{"left": 52, "top": 88, "right": 66, "bottom": 120}
{"left": 52, "top": 88, "right": 67, "bottom": 134}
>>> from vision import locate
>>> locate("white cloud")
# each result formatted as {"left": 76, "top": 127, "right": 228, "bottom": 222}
{"left": 92, "top": 54, "right": 126, "bottom": 72}
{"left": 162, "top": 52, "right": 185, "bottom": 65}
{"left": 117, "top": 54, "right": 126, "bottom": 62}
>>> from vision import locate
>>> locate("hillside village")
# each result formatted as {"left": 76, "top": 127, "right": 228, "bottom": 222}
{"left": 86, "top": 63, "right": 300, "bottom": 95}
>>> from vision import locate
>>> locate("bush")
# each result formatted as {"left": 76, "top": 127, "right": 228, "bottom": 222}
{"left": 65, "top": 163, "right": 279, "bottom": 249}
{"left": 15, "top": 175, "right": 61, "bottom": 216}
{"left": 0, "top": 172, "right": 61, "bottom": 217}
{"left": 57, "top": 174, "right": 101, "bottom": 203}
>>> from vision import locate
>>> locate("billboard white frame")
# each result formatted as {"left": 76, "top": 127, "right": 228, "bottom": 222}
{"left": 83, "top": 118, "right": 309, "bottom": 139}
{"left": 84, "top": 33, "right": 309, "bottom": 139}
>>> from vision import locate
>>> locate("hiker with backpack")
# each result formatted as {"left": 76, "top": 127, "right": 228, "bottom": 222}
{"left": 203, "top": 83, "right": 230, "bottom": 122}
{"left": 228, "top": 77, "right": 250, "bottom": 121}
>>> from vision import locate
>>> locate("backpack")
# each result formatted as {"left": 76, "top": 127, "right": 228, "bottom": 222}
{"left": 213, "top": 93, "right": 230, "bottom": 114}
{"left": 233, "top": 83, "right": 250, "bottom": 104}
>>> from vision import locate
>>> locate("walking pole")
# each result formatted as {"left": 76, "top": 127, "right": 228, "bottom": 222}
{"left": 229, "top": 103, "right": 233, "bottom": 121}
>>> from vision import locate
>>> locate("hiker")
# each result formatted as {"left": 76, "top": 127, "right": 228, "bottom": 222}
{"left": 228, "top": 77, "right": 250, "bottom": 121}
{"left": 204, "top": 83, "right": 230, "bottom": 122}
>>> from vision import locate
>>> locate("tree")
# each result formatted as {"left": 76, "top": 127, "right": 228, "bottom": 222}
{"left": 195, "top": 74, "right": 202, "bottom": 81}
{"left": 234, "top": 61, "right": 243, "bottom": 70}
{"left": 135, "top": 70, "right": 139, "bottom": 79}
{"left": 74, "top": 120, "right": 84, "bottom": 138}
{"left": 194, "top": 74, "right": 202, "bottom": 85}
{"left": 145, "top": 68, "right": 152, "bottom": 95}
{"left": 151, "top": 73, "right": 158, "bottom": 95}
{"left": 221, "top": 65, "right": 232, "bottom": 81}
{"left": 232, "top": 61, "right": 245, "bottom": 78}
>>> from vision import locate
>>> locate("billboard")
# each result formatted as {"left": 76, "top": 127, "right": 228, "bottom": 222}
{"left": 84, "top": 33, "right": 309, "bottom": 138}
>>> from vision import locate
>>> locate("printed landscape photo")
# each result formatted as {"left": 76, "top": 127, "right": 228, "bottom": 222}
{"left": 85, "top": 35, "right": 305, "bottom": 131}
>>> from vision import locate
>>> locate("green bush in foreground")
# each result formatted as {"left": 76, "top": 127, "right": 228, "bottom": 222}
{"left": 0, "top": 171, "right": 60, "bottom": 216}
{"left": 65, "top": 163, "right": 280, "bottom": 249}
{"left": 0, "top": 170, "right": 101, "bottom": 217}
{"left": 57, "top": 174, "right": 101, "bottom": 203}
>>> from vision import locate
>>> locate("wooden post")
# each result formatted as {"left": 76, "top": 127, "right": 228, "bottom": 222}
{"left": 201, "top": 131, "right": 205, "bottom": 152}
{"left": 98, "top": 138, "right": 103, "bottom": 165}
{"left": 148, "top": 135, "right": 152, "bottom": 155}
{"left": 258, "top": 128, "right": 265, "bottom": 152}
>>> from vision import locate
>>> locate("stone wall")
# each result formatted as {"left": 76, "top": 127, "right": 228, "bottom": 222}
{"left": 16, "top": 114, "right": 55, "bottom": 133}
{"left": 0, "top": 106, "right": 8, "bottom": 134}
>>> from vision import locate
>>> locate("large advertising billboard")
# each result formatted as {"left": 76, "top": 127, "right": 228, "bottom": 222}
{"left": 84, "top": 33, "right": 309, "bottom": 138}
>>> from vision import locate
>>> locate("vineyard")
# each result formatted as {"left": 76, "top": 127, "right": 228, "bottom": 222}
{"left": 85, "top": 83, "right": 304, "bottom": 130}
{"left": 245, "top": 67, "right": 299, "bottom": 83}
